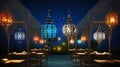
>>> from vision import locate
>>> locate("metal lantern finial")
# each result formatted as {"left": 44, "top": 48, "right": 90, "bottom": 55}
{"left": 66, "top": 11, "right": 72, "bottom": 24}
{"left": 46, "top": 9, "right": 52, "bottom": 23}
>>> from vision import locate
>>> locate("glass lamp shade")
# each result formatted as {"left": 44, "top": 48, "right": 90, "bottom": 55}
{"left": 106, "top": 11, "right": 118, "bottom": 27}
{"left": 41, "top": 24, "right": 57, "bottom": 39}
{"left": 62, "top": 24, "right": 77, "bottom": 36}
{"left": 14, "top": 28, "right": 25, "bottom": 40}
{"left": 93, "top": 31, "right": 105, "bottom": 44}
{"left": 0, "top": 6, "right": 13, "bottom": 27}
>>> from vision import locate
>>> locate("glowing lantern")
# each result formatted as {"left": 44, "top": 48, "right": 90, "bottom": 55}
{"left": 0, "top": 6, "right": 13, "bottom": 27}
{"left": 33, "top": 33, "right": 39, "bottom": 44}
{"left": 14, "top": 27, "right": 25, "bottom": 41}
{"left": 41, "top": 10, "right": 57, "bottom": 39}
{"left": 39, "top": 38, "right": 45, "bottom": 44}
{"left": 106, "top": 10, "right": 118, "bottom": 28}
{"left": 62, "top": 12, "right": 77, "bottom": 36}
{"left": 81, "top": 33, "right": 87, "bottom": 44}
{"left": 77, "top": 39, "right": 82, "bottom": 44}
{"left": 106, "top": 10, "right": 118, "bottom": 54}
{"left": 70, "top": 38, "right": 75, "bottom": 44}
{"left": 93, "top": 25, "right": 105, "bottom": 45}
{"left": 57, "top": 46, "right": 62, "bottom": 52}
{"left": 63, "top": 24, "right": 77, "bottom": 36}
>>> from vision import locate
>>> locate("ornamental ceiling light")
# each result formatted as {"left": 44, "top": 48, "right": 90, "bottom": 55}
{"left": 41, "top": 9, "right": 57, "bottom": 40}
{"left": 62, "top": 11, "right": 77, "bottom": 36}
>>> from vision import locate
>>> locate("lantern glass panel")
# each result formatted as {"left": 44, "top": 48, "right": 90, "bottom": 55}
{"left": 41, "top": 24, "right": 57, "bottom": 39}
{"left": 93, "top": 31, "right": 105, "bottom": 43}
{"left": 14, "top": 28, "right": 25, "bottom": 40}
{"left": 62, "top": 24, "right": 77, "bottom": 36}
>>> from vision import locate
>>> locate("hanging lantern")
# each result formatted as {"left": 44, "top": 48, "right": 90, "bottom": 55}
{"left": 81, "top": 33, "right": 87, "bottom": 44}
{"left": 63, "top": 24, "right": 77, "bottom": 36}
{"left": 93, "top": 25, "right": 105, "bottom": 45}
{"left": 14, "top": 28, "right": 25, "bottom": 40}
{"left": 41, "top": 10, "right": 57, "bottom": 40}
{"left": 62, "top": 12, "right": 77, "bottom": 36}
{"left": 77, "top": 39, "right": 82, "bottom": 44}
{"left": 39, "top": 38, "right": 45, "bottom": 45}
{"left": 41, "top": 24, "right": 57, "bottom": 39}
{"left": 0, "top": 6, "right": 13, "bottom": 27}
{"left": 33, "top": 33, "right": 39, "bottom": 44}
{"left": 106, "top": 10, "right": 118, "bottom": 28}
{"left": 70, "top": 38, "right": 75, "bottom": 44}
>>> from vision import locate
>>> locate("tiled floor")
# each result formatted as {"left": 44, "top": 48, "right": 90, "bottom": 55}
{"left": 47, "top": 55, "right": 79, "bottom": 67}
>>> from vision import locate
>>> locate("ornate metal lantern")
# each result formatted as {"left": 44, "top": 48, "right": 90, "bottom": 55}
{"left": 62, "top": 13, "right": 77, "bottom": 36}
{"left": 106, "top": 10, "right": 118, "bottom": 28}
{"left": 81, "top": 33, "right": 87, "bottom": 44}
{"left": 0, "top": 6, "right": 13, "bottom": 28}
{"left": 14, "top": 27, "right": 25, "bottom": 43}
{"left": 93, "top": 25, "right": 105, "bottom": 45}
{"left": 33, "top": 33, "right": 39, "bottom": 44}
{"left": 41, "top": 10, "right": 57, "bottom": 40}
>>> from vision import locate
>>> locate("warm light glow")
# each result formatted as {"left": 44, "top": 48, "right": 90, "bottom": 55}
{"left": 70, "top": 38, "right": 75, "bottom": 44}
{"left": 110, "top": 17, "right": 115, "bottom": 23}
{"left": 81, "top": 34, "right": 87, "bottom": 44}
{"left": 33, "top": 33, "right": 39, "bottom": 44}
{"left": 62, "top": 42, "right": 66, "bottom": 46}
{"left": 53, "top": 47, "right": 56, "bottom": 51}
{"left": 39, "top": 38, "right": 45, "bottom": 44}
{"left": 0, "top": 6, "right": 13, "bottom": 27}
{"left": 57, "top": 46, "right": 62, "bottom": 52}
{"left": 106, "top": 11, "right": 118, "bottom": 27}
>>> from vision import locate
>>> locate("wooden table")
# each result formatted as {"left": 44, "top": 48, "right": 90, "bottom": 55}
{"left": 0, "top": 59, "right": 25, "bottom": 67}
{"left": 94, "top": 59, "right": 120, "bottom": 67}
